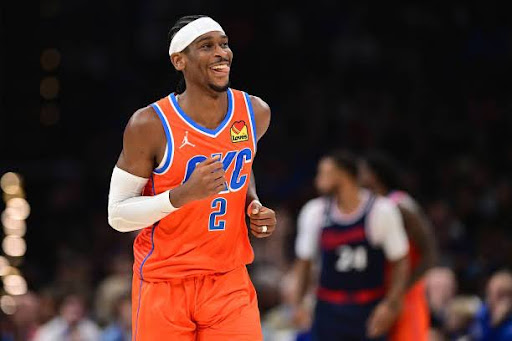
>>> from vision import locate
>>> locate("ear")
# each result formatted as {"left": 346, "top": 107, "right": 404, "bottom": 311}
{"left": 171, "top": 53, "right": 185, "bottom": 71}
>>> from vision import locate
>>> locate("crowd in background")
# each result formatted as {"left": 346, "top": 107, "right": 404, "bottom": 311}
{"left": 2, "top": 1, "right": 512, "bottom": 340}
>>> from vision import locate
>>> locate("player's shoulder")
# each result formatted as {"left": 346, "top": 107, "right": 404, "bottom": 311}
{"left": 389, "top": 190, "right": 420, "bottom": 213}
{"left": 232, "top": 89, "right": 271, "bottom": 140}
{"left": 123, "top": 105, "right": 163, "bottom": 141}
{"left": 248, "top": 94, "right": 270, "bottom": 114}
{"left": 371, "top": 195, "right": 400, "bottom": 216}
{"left": 129, "top": 105, "right": 160, "bottom": 125}
{"left": 232, "top": 88, "right": 270, "bottom": 110}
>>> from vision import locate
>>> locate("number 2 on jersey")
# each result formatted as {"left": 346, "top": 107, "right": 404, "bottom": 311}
{"left": 209, "top": 197, "right": 227, "bottom": 231}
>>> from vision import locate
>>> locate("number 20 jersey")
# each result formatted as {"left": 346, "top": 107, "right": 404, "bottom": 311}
{"left": 133, "top": 88, "right": 257, "bottom": 282}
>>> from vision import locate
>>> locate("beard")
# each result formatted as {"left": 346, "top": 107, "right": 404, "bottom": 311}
{"left": 208, "top": 80, "right": 230, "bottom": 92}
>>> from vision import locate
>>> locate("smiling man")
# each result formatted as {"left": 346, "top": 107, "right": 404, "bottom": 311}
{"left": 107, "top": 15, "right": 276, "bottom": 340}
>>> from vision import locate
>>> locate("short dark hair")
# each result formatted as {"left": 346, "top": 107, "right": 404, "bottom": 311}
{"left": 167, "top": 15, "right": 207, "bottom": 94}
{"left": 325, "top": 149, "right": 358, "bottom": 179}
{"left": 363, "top": 150, "right": 401, "bottom": 191}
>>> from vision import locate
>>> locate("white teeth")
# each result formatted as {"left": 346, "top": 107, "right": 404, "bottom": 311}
{"left": 212, "top": 65, "right": 227, "bottom": 70}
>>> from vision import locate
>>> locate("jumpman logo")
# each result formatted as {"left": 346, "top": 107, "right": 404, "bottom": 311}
{"left": 179, "top": 131, "right": 195, "bottom": 149}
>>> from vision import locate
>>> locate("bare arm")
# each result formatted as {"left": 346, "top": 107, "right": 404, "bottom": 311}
{"left": 245, "top": 95, "right": 276, "bottom": 238}
{"left": 250, "top": 95, "right": 271, "bottom": 141}
{"left": 366, "top": 198, "right": 410, "bottom": 337}
{"left": 116, "top": 106, "right": 164, "bottom": 177}
{"left": 399, "top": 204, "right": 438, "bottom": 288}
{"left": 385, "top": 256, "right": 410, "bottom": 309}
{"left": 245, "top": 171, "right": 259, "bottom": 210}
{"left": 292, "top": 258, "right": 313, "bottom": 307}
{"left": 245, "top": 94, "right": 271, "bottom": 209}
{"left": 108, "top": 106, "right": 226, "bottom": 232}
{"left": 366, "top": 255, "right": 409, "bottom": 338}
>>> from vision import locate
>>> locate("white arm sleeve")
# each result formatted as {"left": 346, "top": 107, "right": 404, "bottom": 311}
{"left": 295, "top": 198, "right": 325, "bottom": 260}
{"left": 367, "top": 197, "right": 409, "bottom": 261}
{"left": 107, "top": 166, "right": 178, "bottom": 232}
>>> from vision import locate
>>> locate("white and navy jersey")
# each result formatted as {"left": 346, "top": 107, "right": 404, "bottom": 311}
{"left": 295, "top": 190, "right": 408, "bottom": 305}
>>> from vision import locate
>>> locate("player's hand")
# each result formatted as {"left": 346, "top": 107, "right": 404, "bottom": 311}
{"left": 366, "top": 299, "right": 400, "bottom": 338}
{"left": 170, "top": 157, "right": 226, "bottom": 207}
{"left": 491, "top": 297, "right": 512, "bottom": 326}
{"left": 247, "top": 200, "right": 276, "bottom": 238}
{"left": 291, "top": 305, "right": 312, "bottom": 330}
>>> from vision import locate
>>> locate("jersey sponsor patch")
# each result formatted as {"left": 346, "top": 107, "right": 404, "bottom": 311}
{"left": 230, "top": 120, "right": 249, "bottom": 143}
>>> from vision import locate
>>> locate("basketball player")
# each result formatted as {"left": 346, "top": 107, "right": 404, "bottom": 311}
{"left": 107, "top": 15, "right": 276, "bottom": 341}
{"left": 359, "top": 151, "right": 437, "bottom": 341}
{"left": 292, "top": 150, "right": 409, "bottom": 340}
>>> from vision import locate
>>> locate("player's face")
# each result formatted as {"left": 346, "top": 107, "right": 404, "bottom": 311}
{"left": 358, "top": 160, "right": 378, "bottom": 192}
{"left": 315, "top": 157, "right": 342, "bottom": 195}
{"left": 185, "top": 31, "right": 233, "bottom": 92}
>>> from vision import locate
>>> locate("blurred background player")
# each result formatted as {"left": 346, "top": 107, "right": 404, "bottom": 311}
{"left": 359, "top": 151, "right": 438, "bottom": 341}
{"left": 107, "top": 15, "right": 276, "bottom": 340}
{"left": 292, "top": 150, "right": 409, "bottom": 340}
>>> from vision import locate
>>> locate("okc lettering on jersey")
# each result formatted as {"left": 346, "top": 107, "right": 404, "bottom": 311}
{"left": 183, "top": 147, "right": 253, "bottom": 192}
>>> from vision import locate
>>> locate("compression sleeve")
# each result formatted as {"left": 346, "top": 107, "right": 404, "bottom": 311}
{"left": 107, "top": 166, "right": 178, "bottom": 232}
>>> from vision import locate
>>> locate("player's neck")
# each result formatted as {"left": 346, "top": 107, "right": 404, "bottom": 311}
{"left": 376, "top": 183, "right": 388, "bottom": 196}
{"left": 335, "top": 183, "right": 361, "bottom": 215}
{"left": 177, "top": 85, "right": 228, "bottom": 130}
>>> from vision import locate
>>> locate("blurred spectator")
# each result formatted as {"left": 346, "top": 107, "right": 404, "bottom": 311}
{"left": 100, "top": 293, "right": 131, "bottom": 341}
{"left": 444, "top": 295, "right": 480, "bottom": 340}
{"left": 94, "top": 252, "right": 132, "bottom": 326}
{"left": 251, "top": 205, "right": 295, "bottom": 273}
{"left": 37, "top": 288, "right": 58, "bottom": 326}
{"left": 261, "top": 269, "right": 308, "bottom": 341}
{"left": 470, "top": 270, "right": 512, "bottom": 340}
{"left": 33, "top": 292, "right": 100, "bottom": 341}
{"left": 426, "top": 267, "right": 458, "bottom": 335}
{"left": 9, "top": 292, "right": 41, "bottom": 341}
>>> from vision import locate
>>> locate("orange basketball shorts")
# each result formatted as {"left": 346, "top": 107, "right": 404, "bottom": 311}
{"left": 390, "top": 280, "right": 430, "bottom": 341}
{"left": 131, "top": 266, "right": 262, "bottom": 341}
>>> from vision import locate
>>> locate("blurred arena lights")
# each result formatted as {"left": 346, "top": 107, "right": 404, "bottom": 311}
{"left": 41, "top": 48, "right": 61, "bottom": 71}
{"left": 0, "top": 172, "right": 21, "bottom": 195}
{"left": 0, "top": 256, "right": 8, "bottom": 276}
{"left": 40, "top": 76, "right": 60, "bottom": 100}
{"left": 1, "top": 172, "right": 28, "bottom": 296}
{"left": 6, "top": 197, "right": 31, "bottom": 220}
{"left": 3, "top": 275, "right": 28, "bottom": 296}
{"left": 3, "top": 219, "right": 27, "bottom": 237}
{"left": 1, "top": 210, "right": 21, "bottom": 229}
{"left": 0, "top": 295, "right": 16, "bottom": 315}
{"left": 2, "top": 236, "right": 27, "bottom": 257}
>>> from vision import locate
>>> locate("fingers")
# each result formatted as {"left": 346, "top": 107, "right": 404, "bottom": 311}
{"left": 249, "top": 206, "right": 276, "bottom": 219}
{"left": 200, "top": 156, "right": 221, "bottom": 166}
{"left": 197, "top": 157, "right": 226, "bottom": 195}
{"left": 248, "top": 206, "right": 276, "bottom": 238}
{"left": 202, "top": 158, "right": 224, "bottom": 173}
{"left": 365, "top": 304, "right": 392, "bottom": 338}
{"left": 250, "top": 229, "right": 271, "bottom": 238}
{"left": 251, "top": 201, "right": 262, "bottom": 215}
{"left": 249, "top": 222, "right": 275, "bottom": 236}
{"left": 366, "top": 314, "right": 379, "bottom": 338}
{"left": 250, "top": 220, "right": 275, "bottom": 230}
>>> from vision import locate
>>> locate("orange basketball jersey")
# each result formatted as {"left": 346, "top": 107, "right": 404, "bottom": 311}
{"left": 133, "top": 88, "right": 257, "bottom": 281}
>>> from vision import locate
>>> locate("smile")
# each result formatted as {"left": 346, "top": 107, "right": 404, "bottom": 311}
{"left": 210, "top": 64, "right": 230, "bottom": 74}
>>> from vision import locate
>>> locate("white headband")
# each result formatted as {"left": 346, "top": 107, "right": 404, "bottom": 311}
{"left": 168, "top": 17, "right": 225, "bottom": 56}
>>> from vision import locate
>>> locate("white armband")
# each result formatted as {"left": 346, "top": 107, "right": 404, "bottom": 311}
{"left": 107, "top": 166, "right": 178, "bottom": 232}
